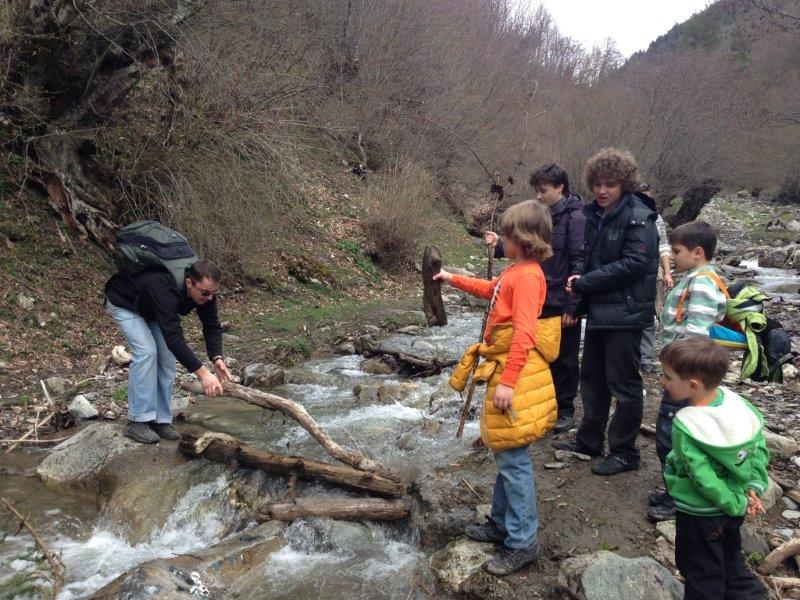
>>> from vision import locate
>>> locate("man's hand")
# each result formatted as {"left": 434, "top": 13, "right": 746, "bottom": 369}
{"left": 214, "top": 358, "right": 232, "bottom": 384}
{"left": 484, "top": 231, "right": 499, "bottom": 248}
{"left": 200, "top": 372, "right": 224, "bottom": 397}
{"left": 566, "top": 274, "right": 581, "bottom": 294}
{"left": 493, "top": 383, "right": 514, "bottom": 410}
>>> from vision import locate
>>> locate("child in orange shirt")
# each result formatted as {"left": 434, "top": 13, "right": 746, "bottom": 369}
{"left": 435, "top": 200, "right": 560, "bottom": 576}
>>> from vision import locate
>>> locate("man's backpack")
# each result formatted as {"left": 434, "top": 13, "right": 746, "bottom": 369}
{"left": 676, "top": 272, "right": 794, "bottom": 383}
{"left": 113, "top": 221, "right": 197, "bottom": 290}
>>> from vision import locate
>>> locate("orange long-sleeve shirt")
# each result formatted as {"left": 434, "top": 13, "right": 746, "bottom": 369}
{"left": 451, "top": 260, "right": 547, "bottom": 387}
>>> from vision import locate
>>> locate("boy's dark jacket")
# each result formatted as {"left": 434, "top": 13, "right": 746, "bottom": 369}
{"left": 572, "top": 191, "right": 659, "bottom": 329}
{"left": 495, "top": 195, "right": 586, "bottom": 318}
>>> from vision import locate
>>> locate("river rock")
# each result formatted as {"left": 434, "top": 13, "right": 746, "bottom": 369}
{"left": 429, "top": 538, "right": 494, "bottom": 594}
{"left": 67, "top": 394, "right": 99, "bottom": 419}
{"left": 558, "top": 551, "right": 683, "bottom": 600}
{"left": 762, "top": 477, "right": 784, "bottom": 511}
{"left": 379, "top": 381, "right": 420, "bottom": 406}
{"left": 781, "top": 510, "right": 800, "bottom": 520}
{"left": 92, "top": 521, "right": 285, "bottom": 599}
{"left": 740, "top": 523, "right": 770, "bottom": 559}
{"left": 43, "top": 375, "right": 71, "bottom": 396}
{"left": 242, "top": 363, "right": 285, "bottom": 390}
{"left": 361, "top": 356, "right": 396, "bottom": 375}
{"left": 353, "top": 382, "right": 381, "bottom": 405}
{"left": 764, "top": 429, "right": 798, "bottom": 459}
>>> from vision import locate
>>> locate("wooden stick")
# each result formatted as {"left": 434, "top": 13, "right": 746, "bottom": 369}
{"left": 1, "top": 497, "right": 65, "bottom": 599}
{"left": 456, "top": 380, "right": 479, "bottom": 438}
{"left": 640, "top": 424, "right": 657, "bottom": 436}
{"left": 0, "top": 436, "right": 70, "bottom": 445}
{"left": 771, "top": 576, "right": 800, "bottom": 590}
{"left": 179, "top": 381, "right": 399, "bottom": 483}
{"left": 257, "top": 496, "right": 408, "bottom": 523}
{"left": 179, "top": 428, "right": 404, "bottom": 498}
{"left": 757, "top": 537, "right": 800, "bottom": 575}
{"left": 4, "top": 412, "right": 55, "bottom": 454}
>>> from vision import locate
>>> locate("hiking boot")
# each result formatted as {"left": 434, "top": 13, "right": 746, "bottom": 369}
{"left": 123, "top": 421, "right": 160, "bottom": 444}
{"left": 648, "top": 489, "right": 671, "bottom": 506}
{"left": 591, "top": 455, "right": 639, "bottom": 476}
{"left": 648, "top": 502, "right": 676, "bottom": 522}
{"left": 465, "top": 520, "right": 505, "bottom": 544}
{"left": 551, "top": 439, "right": 599, "bottom": 457}
{"left": 149, "top": 422, "right": 181, "bottom": 440}
{"left": 483, "top": 541, "right": 543, "bottom": 576}
{"left": 552, "top": 414, "right": 574, "bottom": 434}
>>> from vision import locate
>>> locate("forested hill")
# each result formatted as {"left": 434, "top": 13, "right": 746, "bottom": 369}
{"left": 1, "top": 0, "right": 798, "bottom": 281}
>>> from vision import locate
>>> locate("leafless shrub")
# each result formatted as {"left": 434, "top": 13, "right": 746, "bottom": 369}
{"left": 361, "top": 160, "right": 441, "bottom": 268}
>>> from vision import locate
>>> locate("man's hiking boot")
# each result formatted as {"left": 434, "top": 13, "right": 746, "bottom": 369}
{"left": 648, "top": 489, "right": 672, "bottom": 506}
{"left": 149, "top": 422, "right": 181, "bottom": 440}
{"left": 648, "top": 502, "right": 676, "bottom": 522}
{"left": 552, "top": 414, "right": 574, "bottom": 434}
{"left": 483, "top": 540, "right": 543, "bottom": 576}
{"left": 551, "top": 439, "right": 599, "bottom": 457}
{"left": 591, "top": 455, "right": 639, "bottom": 476}
{"left": 465, "top": 520, "right": 505, "bottom": 544}
{"left": 123, "top": 421, "right": 159, "bottom": 444}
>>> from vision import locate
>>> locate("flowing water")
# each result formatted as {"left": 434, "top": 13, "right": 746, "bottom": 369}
{"left": 0, "top": 311, "right": 484, "bottom": 599}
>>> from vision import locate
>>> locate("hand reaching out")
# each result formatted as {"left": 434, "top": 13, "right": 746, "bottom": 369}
{"left": 746, "top": 489, "right": 764, "bottom": 516}
{"left": 433, "top": 268, "right": 453, "bottom": 283}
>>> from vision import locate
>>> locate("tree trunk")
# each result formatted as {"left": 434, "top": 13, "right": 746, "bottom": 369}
{"left": 179, "top": 428, "right": 404, "bottom": 498}
{"left": 257, "top": 497, "right": 409, "bottom": 523}
{"left": 179, "top": 380, "right": 400, "bottom": 483}
{"left": 422, "top": 245, "right": 447, "bottom": 326}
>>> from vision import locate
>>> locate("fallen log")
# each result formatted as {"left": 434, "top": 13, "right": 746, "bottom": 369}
{"left": 179, "top": 429, "right": 403, "bottom": 499}
{"left": 422, "top": 245, "right": 447, "bottom": 326}
{"left": 180, "top": 380, "right": 399, "bottom": 483}
{"left": 257, "top": 497, "right": 409, "bottom": 522}
{"left": 757, "top": 537, "right": 800, "bottom": 575}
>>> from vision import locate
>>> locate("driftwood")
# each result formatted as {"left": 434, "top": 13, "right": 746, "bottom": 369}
{"left": 257, "top": 497, "right": 409, "bottom": 522}
{"left": 179, "top": 429, "right": 403, "bottom": 498}
{"left": 180, "top": 380, "right": 399, "bottom": 483}
{"left": 1, "top": 497, "right": 65, "bottom": 598}
{"left": 422, "top": 245, "right": 447, "bottom": 326}
{"left": 771, "top": 576, "right": 800, "bottom": 590}
{"left": 757, "top": 537, "right": 800, "bottom": 575}
{"left": 4, "top": 412, "right": 55, "bottom": 454}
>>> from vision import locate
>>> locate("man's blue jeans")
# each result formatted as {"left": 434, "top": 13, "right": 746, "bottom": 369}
{"left": 107, "top": 301, "right": 176, "bottom": 424}
{"left": 489, "top": 445, "right": 539, "bottom": 549}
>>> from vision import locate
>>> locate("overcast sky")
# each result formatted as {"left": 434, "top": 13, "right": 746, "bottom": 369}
{"left": 525, "top": 0, "right": 713, "bottom": 57}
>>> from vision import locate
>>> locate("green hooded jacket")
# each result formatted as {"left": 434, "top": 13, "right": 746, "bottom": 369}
{"left": 665, "top": 387, "right": 769, "bottom": 517}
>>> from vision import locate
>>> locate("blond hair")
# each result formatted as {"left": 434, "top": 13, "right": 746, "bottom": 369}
{"left": 500, "top": 200, "right": 553, "bottom": 261}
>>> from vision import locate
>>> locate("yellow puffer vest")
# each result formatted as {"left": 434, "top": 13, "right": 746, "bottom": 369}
{"left": 449, "top": 317, "right": 560, "bottom": 452}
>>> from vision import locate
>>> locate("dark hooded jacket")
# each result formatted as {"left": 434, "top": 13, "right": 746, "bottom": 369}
{"left": 494, "top": 195, "right": 586, "bottom": 318}
{"left": 571, "top": 191, "right": 658, "bottom": 329}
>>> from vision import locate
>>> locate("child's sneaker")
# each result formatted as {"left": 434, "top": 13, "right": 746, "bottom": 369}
{"left": 465, "top": 520, "right": 505, "bottom": 543}
{"left": 648, "top": 489, "right": 671, "bottom": 506}
{"left": 483, "top": 540, "right": 543, "bottom": 576}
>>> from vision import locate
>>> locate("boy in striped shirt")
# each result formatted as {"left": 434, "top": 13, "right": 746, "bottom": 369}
{"left": 648, "top": 220, "right": 727, "bottom": 522}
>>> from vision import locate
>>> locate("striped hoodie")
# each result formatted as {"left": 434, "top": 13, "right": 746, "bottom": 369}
{"left": 664, "top": 387, "right": 769, "bottom": 517}
{"left": 661, "top": 264, "right": 727, "bottom": 344}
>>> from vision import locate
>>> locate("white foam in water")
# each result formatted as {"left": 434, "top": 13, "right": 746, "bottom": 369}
{"left": 54, "top": 473, "right": 234, "bottom": 599}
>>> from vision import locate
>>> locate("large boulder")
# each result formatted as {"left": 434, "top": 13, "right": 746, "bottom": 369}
{"left": 242, "top": 363, "right": 285, "bottom": 390}
{"left": 558, "top": 550, "right": 683, "bottom": 600}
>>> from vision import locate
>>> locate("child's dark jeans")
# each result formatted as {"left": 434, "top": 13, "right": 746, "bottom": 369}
{"left": 656, "top": 391, "right": 684, "bottom": 466}
{"left": 675, "top": 512, "right": 766, "bottom": 600}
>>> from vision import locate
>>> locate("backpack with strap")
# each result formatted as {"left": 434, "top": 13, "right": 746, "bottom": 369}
{"left": 113, "top": 221, "right": 197, "bottom": 291}
{"left": 676, "top": 271, "right": 794, "bottom": 382}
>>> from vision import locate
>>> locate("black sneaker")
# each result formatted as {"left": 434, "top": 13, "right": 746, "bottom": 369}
{"left": 648, "top": 489, "right": 671, "bottom": 506}
{"left": 551, "top": 439, "right": 599, "bottom": 457}
{"left": 648, "top": 503, "right": 676, "bottom": 522}
{"left": 483, "top": 541, "right": 543, "bottom": 576}
{"left": 591, "top": 455, "right": 639, "bottom": 476}
{"left": 149, "top": 422, "right": 181, "bottom": 440}
{"left": 123, "top": 421, "right": 160, "bottom": 444}
{"left": 465, "top": 520, "right": 505, "bottom": 544}
{"left": 552, "top": 414, "right": 574, "bottom": 434}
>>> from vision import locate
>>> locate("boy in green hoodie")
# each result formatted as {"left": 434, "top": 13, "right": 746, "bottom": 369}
{"left": 660, "top": 336, "right": 768, "bottom": 600}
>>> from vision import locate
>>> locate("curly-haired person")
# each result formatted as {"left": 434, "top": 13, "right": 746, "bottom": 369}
{"left": 553, "top": 148, "right": 659, "bottom": 476}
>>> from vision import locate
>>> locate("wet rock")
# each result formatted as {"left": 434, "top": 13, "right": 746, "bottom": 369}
{"left": 764, "top": 429, "right": 798, "bottom": 459}
{"left": 378, "top": 381, "right": 420, "bottom": 405}
{"left": 242, "top": 363, "right": 285, "bottom": 390}
{"left": 396, "top": 431, "right": 418, "bottom": 451}
{"left": 353, "top": 383, "right": 381, "bottom": 405}
{"left": 42, "top": 375, "right": 71, "bottom": 396}
{"left": 92, "top": 521, "right": 285, "bottom": 599}
{"left": 283, "top": 367, "right": 327, "bottom": 385}
{"left": 558, "top": 551, "right": 683, "bottom": 600}
{"left": 420, "top": 417, "right": 443, "bottom": 436}
{"left": 361, "top": 356, "right": 396, "bottom": 375}
{"left": 67, "top": 394, "right": 99, "bottom": 419}
{"left": 429, "top": 538, "right": 494, "bottom": 594}
{"left": 740, "top": 523, "right": 770, "bottom": 559}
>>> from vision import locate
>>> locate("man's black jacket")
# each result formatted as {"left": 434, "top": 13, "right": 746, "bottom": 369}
{"left": 571, "top": 191, "right": 658, "bottom": 330}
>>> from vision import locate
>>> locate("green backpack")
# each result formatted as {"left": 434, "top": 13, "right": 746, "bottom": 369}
{"left": 113, "top": 221, "right": 197, "bottom": 290}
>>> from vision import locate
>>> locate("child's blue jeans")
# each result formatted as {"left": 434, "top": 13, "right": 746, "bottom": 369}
{"left": 490, "top": 445, "right": 539, "bottom": 549}
{"left": 107, "top": 301, "right": 176, "bottom": 424}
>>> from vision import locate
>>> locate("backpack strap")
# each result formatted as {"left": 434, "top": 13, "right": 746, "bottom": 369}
{"left": 675, "top": 270, "right": 729, "bottom": 323}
